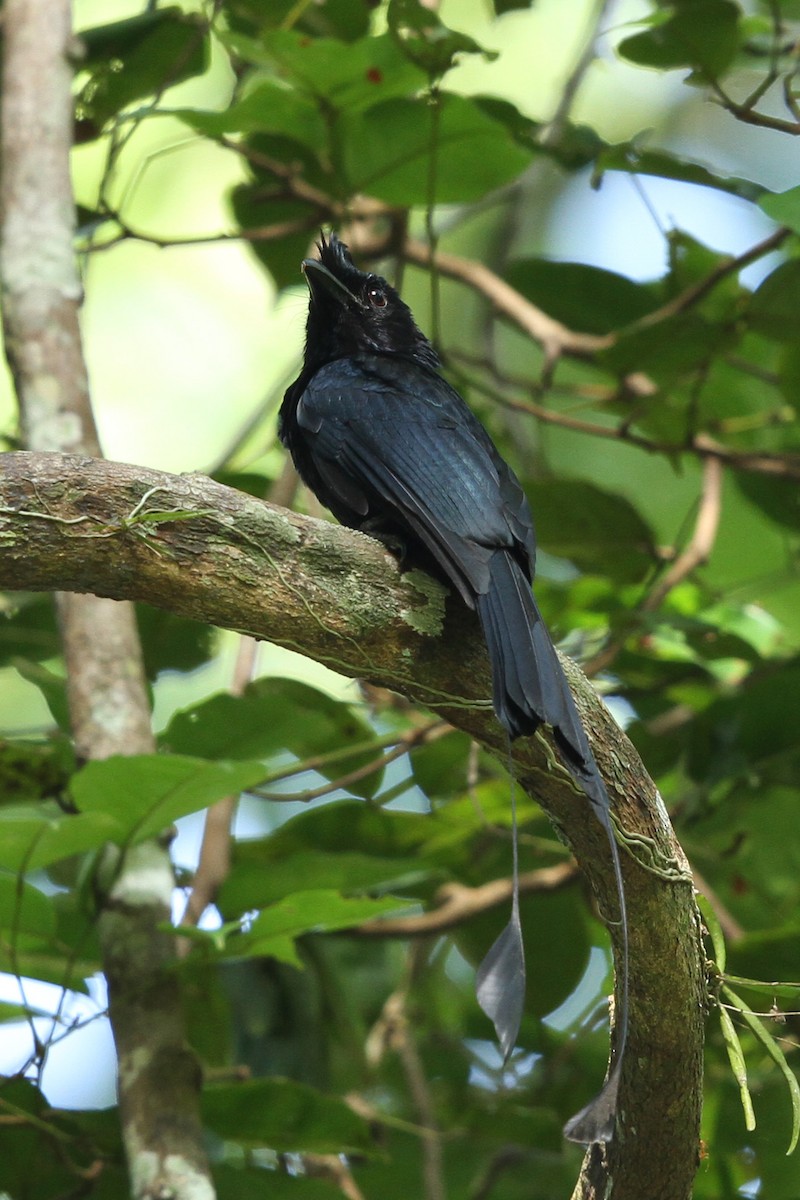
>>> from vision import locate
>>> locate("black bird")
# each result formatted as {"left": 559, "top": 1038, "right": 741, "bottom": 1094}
{"left": 280, "top": 233, "right": 628, "bottom": 1144}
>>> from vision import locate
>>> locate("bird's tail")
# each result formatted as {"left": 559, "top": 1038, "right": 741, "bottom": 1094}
{"left": 476, "top": 550, "right": 629, "bottom": 1145}
{"left": 475, "top": 550, "right": 579, "bottom": 743}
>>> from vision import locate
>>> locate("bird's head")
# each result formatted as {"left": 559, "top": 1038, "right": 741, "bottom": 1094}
{"left": 301, "top": 233, "right": 439, "bottom": 371}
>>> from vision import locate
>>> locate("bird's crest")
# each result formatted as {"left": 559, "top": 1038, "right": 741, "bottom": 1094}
{"left": 314, "top": 231, "right": 360, "bottom": 282}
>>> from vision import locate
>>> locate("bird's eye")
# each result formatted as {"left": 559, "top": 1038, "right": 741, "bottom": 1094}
{"left": 367, "top": 287, "right": 387, "bottom": 308}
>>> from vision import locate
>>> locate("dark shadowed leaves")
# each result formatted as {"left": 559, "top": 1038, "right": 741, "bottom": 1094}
{"left": 388, "top": 0, "right": 498, "bottom": 76}
{"left": 747, "top": 261, "right": 800, "bottom": 342}
{"left": 506, "top": 259, "right": 658, "bottom": 334}
{"left": 617, "top": 1, "right": 741, "bottom": 79}
{"left": 527, "top": 480, "right": 656, "bottom": 582}
{"left": 202, "top": 1077, "right": 377, "bottom": 1153}
{"left": 160, "top": 678, "right": 383, "bottom": 798}
{"left": 76, "top": 8, "right": 209, "bottom": 132}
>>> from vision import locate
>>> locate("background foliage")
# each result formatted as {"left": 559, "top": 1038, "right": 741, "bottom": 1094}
{"left": 1, "top": 0, "right": 800, "bottom": 1197}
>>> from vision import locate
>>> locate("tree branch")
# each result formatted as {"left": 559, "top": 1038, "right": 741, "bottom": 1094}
{"left": 641, "top": 456, "right": 724, "bottom": 613}
{"left": 0, "top": 450, "right": 705, "bottom": 1199}
{"left": 355, "top": 863, "right": 578, "bottom": 937}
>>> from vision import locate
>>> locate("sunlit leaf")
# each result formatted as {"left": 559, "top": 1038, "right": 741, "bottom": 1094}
{"left": 0, "top": 805, "right": 118, "bottom": 873}
{"left": 232, "top": 890, "right": 414, "bottom": 960}
{"left": 71, "top": 754, "right": 268, "bottom": 843}
{"left": 340, "top": 93, "right": 530, "bottom": 205}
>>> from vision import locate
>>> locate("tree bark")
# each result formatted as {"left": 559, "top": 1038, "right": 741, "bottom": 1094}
{"left": 0, "top": 0, "right": 213, "bottom": 1193}
{"left": 0, "top": 450, "right": 706, "bottom": 1200}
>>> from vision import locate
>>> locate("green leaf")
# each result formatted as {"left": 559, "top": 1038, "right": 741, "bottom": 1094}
{"left": 617, "top": 1, "right": 741, "bottom": 79}
{"left": 723, "top": 975, "right": 800, "bottom": 1002}
{"left": 0, "top": 873, "right": 55, "bottom": 939}
{"left": 492, "top": 0, "right": 535, "bottom": 11}
{"left": 252, "top": 29, "right": 426, "bottom": 112}
{"left": 596, "top": 143, "right": 763, "bottom": 203}
{"left": 254, "top": 798, "right": 430, "bottom": 861}
{"left": 687, "top": 667, "right": 800, "bottom": 788}
{"left": 0, "top": 739, "right": 71, "bottom": 806}
{"left": 600, "top": 312, "right": 734, "bottom": 385}
{"left": 70, "top": 754, "right": 268, "bottom": 844}
{"left": 11, "top": 660, "right": 71, "bottom": 733}
{"left": 527, "top": 480, "right": 656, "bottom": 582}
{"left": 697, "top": 893, "right": 726, "bottom": 972}
{"left": 220, "top": 848, "right": 433, "bottom": 916}
{"left": 136, "top": 606, "right": 215, "bottom": 682}
{"left": 77, "top": 8, "right": 209, "bottom": 131}
{"left": 0, "top": 805, "right": 118, "bottom": 873}
{"left": 718, "top": 1001, "right": 756, "bottom": 1132}
{"left": 214, "top": 1164, "right": 346, "bottom": 1200}
{"left": 723, "top": 984, "right": 800, "bottom": 1154}
{"left": 759, "top": 185, "right": 800, "bottom": 232}
{"left": 230, "top": 890, "right": 414, "bottom": 962}
{"left": 505, "top": 259, "right": 658, "bottom": 335}
{"left": 388, "top": 0, "right": 498, "bottom": 76}
{"left": 747, "top": 261, "right": 800, "bottom": 341}
{"left": 735, "top": 473, "right": 800, "bottom": 532}
{"left": 160, "top": 678, "right": 383, "bottom": 799}
{"left": 179, "top": 79, "right": 327, "bottom": 144}
{"left": 340, "top": 93, "right": 530, "bottom": 205}
{"left": 0, "top": 1000, "right": 49, "bottom": 1022}
{"left": 727, "top": 924, "right": 800, "bottom": 1000}
{"left": 410, "top": 730, "right": 472, "bottom": 799}
{"left": 202, "top": 1077, "right": 377, "bottom": 1153}
{"left": 224, "top": 0, "right": 370, "bottom": 42}
{"left": 0, "top": 1080, "right": 83, "bottom": 1196}
{"left": 0, "top": 596, "right": 60, "bottom": 666}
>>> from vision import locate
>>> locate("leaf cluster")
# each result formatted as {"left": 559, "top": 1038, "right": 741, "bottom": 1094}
{"left": 3, "top": 1, "right": 800, "bottom": 1198}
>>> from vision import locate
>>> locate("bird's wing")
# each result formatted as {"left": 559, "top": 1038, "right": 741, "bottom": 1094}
{"left": 297, "top": 356, "right": 535, "bottom": 600}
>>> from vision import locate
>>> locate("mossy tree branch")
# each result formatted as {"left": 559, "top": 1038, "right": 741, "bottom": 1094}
{"left": 0, "top": 449, "right": 705, "bottom": 1200}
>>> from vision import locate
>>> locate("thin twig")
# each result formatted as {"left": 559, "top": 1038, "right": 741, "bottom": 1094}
{"left": 354, "top": 862, "right": 577, "bottom": 937}
{"left": 585, "top": 457, "right": 725, "bottom": 675}
{"left": 710, "top": 85, "right": 800, "bottom": 135}
{"left": 254, "top": 721, "right": 450, "bottom": 803}
{"left": 540, "top": 0, "right": 612, "bottom": 147}
{"left": 641, "top": 457, "right": 724, "bottom": 612}
{"left": 304, "top": 1155, "right": 367, "bottom": 1200}
{"left": 626, "top": 226, "right": 791, "bottom": 332}
{"left": 367, "top": 963, "right": 446, "bottom": 1200}
{"left": 348, "top": 226, "right": 612, "bottom": 364}
{"left": 455, "top": 356, "right": 800, "bottom": 481}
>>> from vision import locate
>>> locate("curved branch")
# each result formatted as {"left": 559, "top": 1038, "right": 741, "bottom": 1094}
{"left": 642, "top": 456, "right": 724, "bottom": 613}
{"left": 0, "top": 450, "right": 705, "bottom": 1200}
{"left": 355, "top": 863, "right": 578, "bottom": 937}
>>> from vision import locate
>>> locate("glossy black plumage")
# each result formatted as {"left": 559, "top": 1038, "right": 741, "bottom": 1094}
{"left": 280, "top": 234, "right": 628, "bottom": 1144}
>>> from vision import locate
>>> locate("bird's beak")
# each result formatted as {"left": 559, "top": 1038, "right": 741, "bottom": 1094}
{"left": 302, "top": 258, "right": 358, "bottom": 306}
